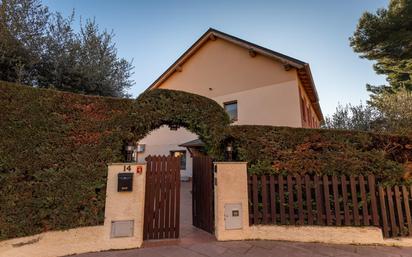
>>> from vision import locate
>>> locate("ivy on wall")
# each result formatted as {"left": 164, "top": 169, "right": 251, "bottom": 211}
{"left": 0, "top": 82, "right": 411, "bottom": 240}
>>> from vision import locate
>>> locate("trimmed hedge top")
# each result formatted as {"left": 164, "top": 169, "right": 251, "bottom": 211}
{"left": 228, "top": 125, "right": 412, "bottom": 185}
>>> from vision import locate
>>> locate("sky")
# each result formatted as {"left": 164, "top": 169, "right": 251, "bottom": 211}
{"left": 43, "top": 0, "right": 389, "bottom": 116}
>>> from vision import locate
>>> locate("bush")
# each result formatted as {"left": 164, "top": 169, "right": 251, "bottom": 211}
{"left": 0, "top": 82, "right": 229, "bottom": 240}
{"left": 0, "top": 81, "right": 410, "bottom": 240}
{"left": 228, "top": 125, "right": 412, "bottom": 185}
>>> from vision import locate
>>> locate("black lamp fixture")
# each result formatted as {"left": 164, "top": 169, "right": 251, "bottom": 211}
{"left": 226, "top": 143, "right": 233, "bottom": 161}
{"left": 124, "top": 141, "right": 135, "bottom": 163}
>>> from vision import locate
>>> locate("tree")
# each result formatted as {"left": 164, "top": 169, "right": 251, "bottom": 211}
{"left": 323, "top": 103, "right": 378, "bottom": 131}
{"left": 0, "top": 0, "right": 133, "bottom": 97}
{"left": 370, "top": 88, "right": 412, "bottom": 135}
{"left": 330, "top": 0, "right": 412, "bottom": 135}
{"left": 36, "top": 11, "right": 81, "bottom": 92}
{"left": 324, "top": 90, "right": 412, "bottom": 136}
{"left": 75, "top": 20, "right": 133, "bottom": 97}
{"left": 0, "top": 0, "right": 49, "bottom": 84}
{"left": 350, "top": 0, "right": 412, "bottom": 92}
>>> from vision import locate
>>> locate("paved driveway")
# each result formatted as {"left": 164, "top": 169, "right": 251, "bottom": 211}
{"left": 73, "top": 237, "right": 412, "bottom": 257}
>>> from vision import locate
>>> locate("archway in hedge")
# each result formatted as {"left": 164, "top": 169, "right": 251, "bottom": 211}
{"left": 129, "top": 89, "right": 231, "bottom": 159}
{"left": 131, "top": 89, "right": 230, "bottom": 237}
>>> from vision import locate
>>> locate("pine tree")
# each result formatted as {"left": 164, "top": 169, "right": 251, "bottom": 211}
{"left": 350, "top": 0, "right": 412, "bottom": 92}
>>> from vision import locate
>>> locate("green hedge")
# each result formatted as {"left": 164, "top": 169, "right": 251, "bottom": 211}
{"left": 228, "top": 125, "right": 412, "bottom": 185}
{"left": 0, "top": 82, "right": 229, "bottom": 240}
{"left": 0, "top": 86, "right": 125, "bottom": 239}
{"left": 0, "top": 82, "right": 411, "bottom": 240}
{"left": 133, "top": 88, "right": 230, "bottom": 156}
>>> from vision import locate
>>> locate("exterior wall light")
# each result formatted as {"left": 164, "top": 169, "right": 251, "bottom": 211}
{"left": 226, "top": 144, "right": 233, "bottom": 161}
{"left": 124, "top": 142, "right": 135, "bottom": 163}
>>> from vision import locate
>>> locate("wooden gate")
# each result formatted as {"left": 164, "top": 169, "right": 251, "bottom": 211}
{"left": 143, "top": 155, "right": 180, "bottom": 240}
{"left": 192, "top": 156, "right": 214, "bottom": 233}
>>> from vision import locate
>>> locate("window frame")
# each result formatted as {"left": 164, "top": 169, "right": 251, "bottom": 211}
{"left": 223, "top": 100, "right": 238, "bottom": 121}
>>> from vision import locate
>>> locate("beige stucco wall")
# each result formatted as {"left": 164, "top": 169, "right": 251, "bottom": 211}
{"left": 157, "top": 38, "right": 302, "bottom": 127}
{"left": 0, "top": 163, "right": 147, "bottom": 257}
{"left": 213, "top": 81, "right": 301, "bottom": 126}
{"left": 158, "top": 38, "right": 297, "bottom": 98}
{"left": 138, "top": 78, "right": 303, "bottom": 179}
{"left": 138, "top": 38, "right": 304, "bottom": 178}
{"left": 138, "top": 126, "right": 198, "bottom": 177}
{"left": 213, "top": 162, "right": 412, "bottom": 247}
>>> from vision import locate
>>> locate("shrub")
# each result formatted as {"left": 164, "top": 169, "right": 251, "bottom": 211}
{"left": 228, "top": 125, "right": 412, "bottom": 185}
{"left": 0, "top": 82, "right": 229, "bottom": 240}
{"left": 0, "top": 82, "right": 411, "bottom": 240}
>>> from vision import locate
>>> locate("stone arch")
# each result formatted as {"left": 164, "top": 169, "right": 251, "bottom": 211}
{"left": 128, "top": 89, "right": 230, "bottom": 158}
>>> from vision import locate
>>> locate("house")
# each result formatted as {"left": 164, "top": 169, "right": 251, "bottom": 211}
{"left": 136, "top": 28, "right": 323, "bottom": 179}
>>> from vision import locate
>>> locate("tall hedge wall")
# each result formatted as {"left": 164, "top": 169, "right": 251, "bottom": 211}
{"left": 0, "top": 82, "right": 229, "bottom": 240}
{"left": 228, "top": 125, "right": 412, "bottom": 185}
{"left": 0, "top": 82, "right": 411, "bottom": 240}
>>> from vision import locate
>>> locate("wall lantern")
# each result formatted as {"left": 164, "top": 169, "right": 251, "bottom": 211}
{"left": 226, "top": 143, "right": 233, "bottom": 161}
{"left": 124, "top": 142, "right": 135, "bottom": 163}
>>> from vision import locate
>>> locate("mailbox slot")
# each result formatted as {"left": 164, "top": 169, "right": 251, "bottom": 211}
{"left": 118, "top": 172, "right": 133, "bottom": 192}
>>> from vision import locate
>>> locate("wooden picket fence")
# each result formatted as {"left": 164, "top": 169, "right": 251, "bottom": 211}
{"left": 248, "top": 174, "right": 412, "bottom": 238}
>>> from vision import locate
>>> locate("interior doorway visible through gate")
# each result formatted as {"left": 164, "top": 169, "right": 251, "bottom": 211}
{"left": 143, "top": 155, "right": 215, "bottom": 241}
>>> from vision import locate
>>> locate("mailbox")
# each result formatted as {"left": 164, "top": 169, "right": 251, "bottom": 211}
{"left": 118, "top": 173, "right": 133, "bottom": 192}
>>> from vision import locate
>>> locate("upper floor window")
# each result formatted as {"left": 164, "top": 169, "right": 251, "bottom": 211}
{"left": 224, "top": 100, "right": 238, "bottom": 121}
